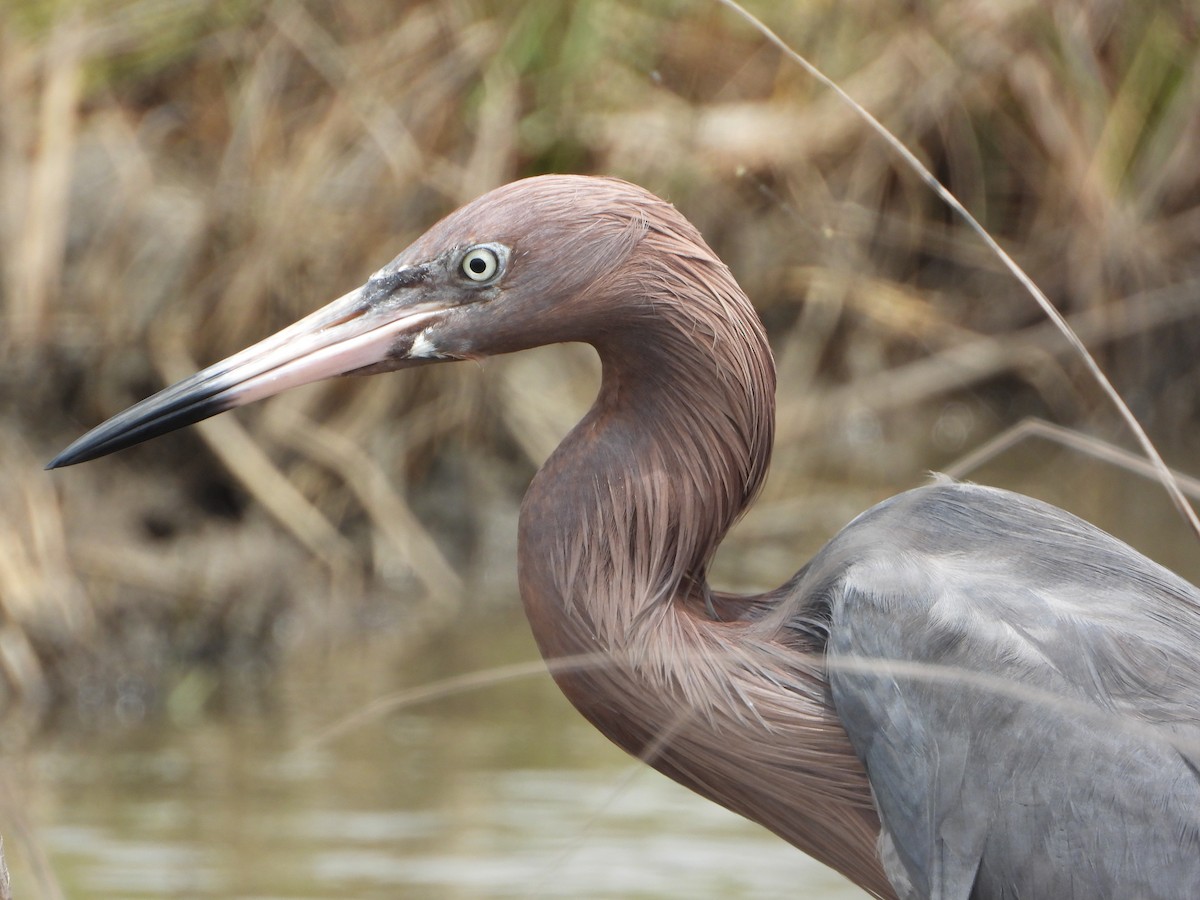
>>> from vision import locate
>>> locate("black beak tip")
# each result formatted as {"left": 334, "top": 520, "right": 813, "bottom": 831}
{"left": 46, "top": 435, "right": 114, "bottom": 470}
{"left": 45, "top": 390, "right": 238, "bottom": 472}
{"left": 45, "top": 446, "right": 86, "bottom": 470}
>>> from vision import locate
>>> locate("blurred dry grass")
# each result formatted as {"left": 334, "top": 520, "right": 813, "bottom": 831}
{"left": 1, "top": 0, "right": 1198, "bottom": 724}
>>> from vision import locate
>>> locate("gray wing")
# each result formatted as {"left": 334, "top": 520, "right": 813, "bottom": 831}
{"left": 810, "top": 482, "right": 1200, "bottom": 900}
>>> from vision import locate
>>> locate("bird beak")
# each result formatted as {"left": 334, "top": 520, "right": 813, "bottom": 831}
{"left": 47, "top": 271, "right": 445, "bottom": 469}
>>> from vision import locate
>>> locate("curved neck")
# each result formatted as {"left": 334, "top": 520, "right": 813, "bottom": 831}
{"left": 518, "top": 243, "right": 775, "bottom": 655}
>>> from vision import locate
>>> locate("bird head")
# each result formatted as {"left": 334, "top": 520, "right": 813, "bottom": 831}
{"left": 47, "top": 175, "right": 659, "bottom": 468}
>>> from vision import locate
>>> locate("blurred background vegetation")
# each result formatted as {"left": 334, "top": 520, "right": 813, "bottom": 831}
{"left": 2, "top": 0, "right": 1199, "bottom": 733}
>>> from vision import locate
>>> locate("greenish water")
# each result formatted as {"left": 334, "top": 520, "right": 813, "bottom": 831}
{"left": 5, "top": 609, "right": 863, "bottom": 899}
{"left": 7, "top": 437, "right": 1197, "bottom": 899}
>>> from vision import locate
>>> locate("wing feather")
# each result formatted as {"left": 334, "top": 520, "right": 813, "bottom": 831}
{"left": 808, "top": 482, "right": 1200, "bottom": 899}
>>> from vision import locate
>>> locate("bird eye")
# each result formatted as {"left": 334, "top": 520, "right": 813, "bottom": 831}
{"left": 461, "top": 246, "right": 500, "bottom": 283}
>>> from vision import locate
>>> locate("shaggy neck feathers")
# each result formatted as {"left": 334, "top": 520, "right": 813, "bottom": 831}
{"left": 521, "top": 214, "right": 775, "bottom": 653}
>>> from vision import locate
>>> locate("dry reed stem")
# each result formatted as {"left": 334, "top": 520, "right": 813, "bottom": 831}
{"left": 0, "top": 837, "right": 10, "bottom": 900}
{"left": 152, "top": 336, "right": 357, "bottom": 573}
{"left": 268, "top": 3, "right": 427, "bottom": 186}
{"left": 266, "top": 404, "right": 464, "bottom": 603}
{"left": 945, "top": 418, "right": 1200, "bottom": 500}
{"left": 496, "top": 346, "right": 601, "bottom": 466}
{"left": 0, "top": 440, "right": 91, "bottom": 707}
{"left": 6, "top": 13, "right": 83, "bottom": 347}
{"left": 781, "top": 276, "right": 1200, "bottom": 436}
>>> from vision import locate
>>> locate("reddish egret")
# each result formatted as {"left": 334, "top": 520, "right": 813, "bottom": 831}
{"left": 50, "top": 176, "right": 1200, "bottom": 898}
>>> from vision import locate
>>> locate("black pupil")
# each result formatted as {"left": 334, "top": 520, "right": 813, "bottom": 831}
{"left": 468, "top": 255, "right": 488, "bottom": 274}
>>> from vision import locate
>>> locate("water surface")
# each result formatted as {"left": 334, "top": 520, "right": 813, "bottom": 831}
{"left": 10, "top": 609, "right": 863, "bottom": 899}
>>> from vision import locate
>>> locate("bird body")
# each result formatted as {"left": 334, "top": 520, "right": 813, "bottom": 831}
{"left": 50, "top": 175, "right": 1200, "bottom": 898}
{"left": 825, "top": 483, "right": 1200, "bottom": 897}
